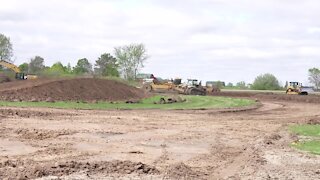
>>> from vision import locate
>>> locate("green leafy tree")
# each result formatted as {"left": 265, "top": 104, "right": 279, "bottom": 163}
{"left": 94, "top": 53, "right": 119, "bottom": 77}
{"left": 251, "top": 73, "right": 280, "bottom": 90}
{"left": 308, "top": 68, "right": 320, "bottom": 90}
{"left": 114, "top": 43, "right": 148, "bottom": 80}
{"left": 0, "top": 33, "right": 13, "bottom": 61}
{"left": 18, "top": 63, "right": 29, "bottom": 73}
{"left": 29, "top": 56, "right": 45, "bottom": 73}
{"left": 73, "top": 58, "right": 92, "bottom": 75}
{"left": 48, "top": 62, "right": 67, "bottom": 74}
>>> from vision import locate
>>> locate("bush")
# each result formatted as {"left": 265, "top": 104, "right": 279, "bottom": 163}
{"left": 251, "top": 73, "right": 281, "bottom": 90}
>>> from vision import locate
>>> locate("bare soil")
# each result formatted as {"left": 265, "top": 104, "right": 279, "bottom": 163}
{"left": 0, "top": 78, "right": 145, "bottom": 102}
{"left": 0, "top": 96, "right": 320, "bottom": 179}
{"left": 213, "top": 91, "right": 320, "bottom": 103}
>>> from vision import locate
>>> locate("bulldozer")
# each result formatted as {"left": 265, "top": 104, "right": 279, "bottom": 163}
{"left": 0, "top": 60, "right": 37, "bottom": 80}
{"left": 142, "top": 75, "right": 206, "bottom": 95}
{"left": 205, "top": 81, "right": 221, "bottom": 94}
{"left": 174, "top": 79, "right": 207, "bottom": 96}
{"left": 286, "top": 81, "right": 309, "bottom": 95}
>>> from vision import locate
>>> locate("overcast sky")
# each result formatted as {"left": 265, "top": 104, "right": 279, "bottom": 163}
{"left": 1, "top": 0, "right": 320, "bottom": 84}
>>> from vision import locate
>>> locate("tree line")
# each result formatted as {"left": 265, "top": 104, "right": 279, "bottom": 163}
{"left": 0, "top": 33, "right": 148, "bottom": 80}
{"left": 1, "top": 33, "right": 320, "bottom": 89}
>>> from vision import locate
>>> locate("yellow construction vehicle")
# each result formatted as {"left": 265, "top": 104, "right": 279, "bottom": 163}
{"left": 142, "top": 77, "right": 179, "bottom": 93}
{"left": 205, "top": 81, "right": 221, "bottom": 94}
{"left": 286, "top": 81, "right": 308, "bottom": 95}
{"left": 0, "top": 60, "right": 37, "bottom": 80}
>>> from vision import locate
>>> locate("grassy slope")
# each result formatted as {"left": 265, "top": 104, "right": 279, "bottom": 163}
{"left": 290, "top": 125, "right": 320, "bottom": 155}
{"left": 0, "top": 95, "right": 255, "bottom": 110}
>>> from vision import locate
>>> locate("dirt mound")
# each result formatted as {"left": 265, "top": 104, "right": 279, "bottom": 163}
{"left": 164, "top": 163, "right": 202, "bottom": 179}
{"left": 0, "top": 78, "right": 145, "bottom": 102}
{"left": 213, "top": 92, "right": 320, "bottom": 103}
{"left": 0, "top": 160, "right": 159, "bottom": 179}
{"left": 0, "top": 73, "right": 10, "bottom": 83}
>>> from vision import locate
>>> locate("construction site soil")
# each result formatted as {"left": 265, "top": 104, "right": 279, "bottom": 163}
{"left": 0, "top": 81, "right": 319, "bottom": 179}
{"left": 0, "top": 78, "right": 145, "bottom": 102}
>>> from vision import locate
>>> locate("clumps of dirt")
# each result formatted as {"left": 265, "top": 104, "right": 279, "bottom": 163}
{"left": 154, "top": 96, "right": 186, "bottom": 104}
{"left": 0, "top": 109, "right": 54, "bottom": 118}
{"left": 264, "top": 134, "right": 282, "bottom": 145}
{"left": 0, "top": 78, "right": 145, "bottom": 102}
{"left": 212, "top": 92, "right": 320, "bottom": 104}
{"left": 254, "top": 94, "right": 320, "bottom": 103}
{"left": 0, "top": 73, "right": 10, "bottom": 83}
{"left": 0, "top": 160, "right": 159, "bottom": 179}
{"left": 15, "top": 128, "right": 74, "bottom": 140}
{"left": 164, "top": 163, "right": 201, "bottom": 179}
{"left": 307, "top": 117, "right": 320, "bottom": 125}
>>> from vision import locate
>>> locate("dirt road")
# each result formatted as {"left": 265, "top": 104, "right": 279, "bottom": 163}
{"left": 0, "top": 100, "right": 320, "bottom": 179}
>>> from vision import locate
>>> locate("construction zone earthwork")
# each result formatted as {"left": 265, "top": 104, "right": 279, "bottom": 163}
{"left": 0, "top": 78, "right": 319, "bottom": 179}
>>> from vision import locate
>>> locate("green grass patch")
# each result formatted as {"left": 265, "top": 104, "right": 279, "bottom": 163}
{"left": 290, "top": 124, "right": 320, "bottom": 155}
{"left": 289, "top": 125, "right": 320, "bottom": 137}
{"left": 0, "top": 95, "right": 255, "bottom": 110}
{"left": 291, "top": 141, "right": 320, "bottom": 155}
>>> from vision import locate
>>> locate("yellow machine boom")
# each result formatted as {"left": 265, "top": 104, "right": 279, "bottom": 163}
{"left": 0, "top": 59, "right": 37, "bottom": 80}
{"left": 0, "top": 60, "right": 21, "bottom": 73}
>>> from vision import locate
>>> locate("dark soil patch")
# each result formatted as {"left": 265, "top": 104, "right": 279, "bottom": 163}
{"left": 307, "top": 117, "right": 320, "bottom": 125}
{"left": 213, "top": 92, "right": 320, "bottom": 104}
{"left": 15, "top": 128, "right": 75, "bottom": 140}
{"left": 164, "top": 163, "right": 203, "bottom": 179}
{"left": 0, "top": 160, "right": 159, "bottom": 179}
{"left": 0, "top": 78, "right": 145, "bottom": 102}
{"left": 0, "top": 109, "right": 55, "bottom": 118}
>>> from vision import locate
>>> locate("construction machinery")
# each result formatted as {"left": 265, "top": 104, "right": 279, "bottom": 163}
{"left": 174, "top": 79, "right": 207, "bottom": 95}
{"left": 142, "top": 75, "right": 179, "bottom": 93}
{"left": 286, "top": 82, "right": 309, "bottom": 95}
{"left": 205, "top": 81, "right": 221, "bottom": 94}
{"left": 0, "top": 60, "right": 37, "bottom": 80}
{"left": 142, "top": 75, "right": 207, "bottom": 95}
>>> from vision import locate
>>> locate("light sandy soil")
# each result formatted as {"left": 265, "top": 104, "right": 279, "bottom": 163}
{"left": 0, "top": 100, "right": 320, "bottom": 179}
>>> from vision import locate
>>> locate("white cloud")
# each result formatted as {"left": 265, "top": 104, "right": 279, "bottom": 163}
{"left": 0, "top": 0, "right": 320, "bottom": 84}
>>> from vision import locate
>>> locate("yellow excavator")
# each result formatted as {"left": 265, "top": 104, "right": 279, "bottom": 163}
{"left": 0, "top": 60, "right": 37, "bottom": 80}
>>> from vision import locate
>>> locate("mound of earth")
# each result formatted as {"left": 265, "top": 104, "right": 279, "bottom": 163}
{"left": 0, "top": 78, "right": 145, "bottom": 102}
{"left": 213, "top": 92, "right": 320, "bottom": 103}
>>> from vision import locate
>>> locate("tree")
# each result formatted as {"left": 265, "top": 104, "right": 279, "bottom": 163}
{"left": 236, "top": 81, "right": 246, "bottom": 89}
{"left": 0, "top": 34, "right": 13, "bottom": 61}
{"left": 66, "top": 63, "right": 72, "bottom": 74}
{"left": 94, "top": 53, "right": 119, "bottom": 77}
{"left": 19, "top": 63, "right": 29, "bottom": 73}
{"left": 227, "top": 82, "right": 233, "bottom": 87}
{"left": 29, "top": 56, "right": 45, "bottom": 73}
{"left": 73, "top": 58, "right": 92, "bottom": 75}
{"left": 308, "top": 68, "right": 320, "bottom": 90}
{"left": 251, "top": 73, "right": 280, "bottom": 90}
{"left": 114, "top": 43, "right": 148, "bottom": 80}
{"left": 47, "top": 62, "right": 67, "bottom": 74}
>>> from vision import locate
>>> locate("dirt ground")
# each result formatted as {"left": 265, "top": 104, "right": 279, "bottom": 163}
{"left": 0, "top": 78, "right": 145, "bottom": 102}
{"left": 0, "top": 97, "right": 320, "bottom": 179}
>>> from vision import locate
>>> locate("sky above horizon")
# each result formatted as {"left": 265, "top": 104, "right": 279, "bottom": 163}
{"left": 1, "top": 0, "right": 320, "bottom": 85}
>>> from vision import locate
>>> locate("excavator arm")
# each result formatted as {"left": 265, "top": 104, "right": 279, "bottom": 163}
{"left": 0, "top": 60, "right": 27, "bottom": 80}
{"left": 0, "top": 60, "right": 21, "bottom": 73}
